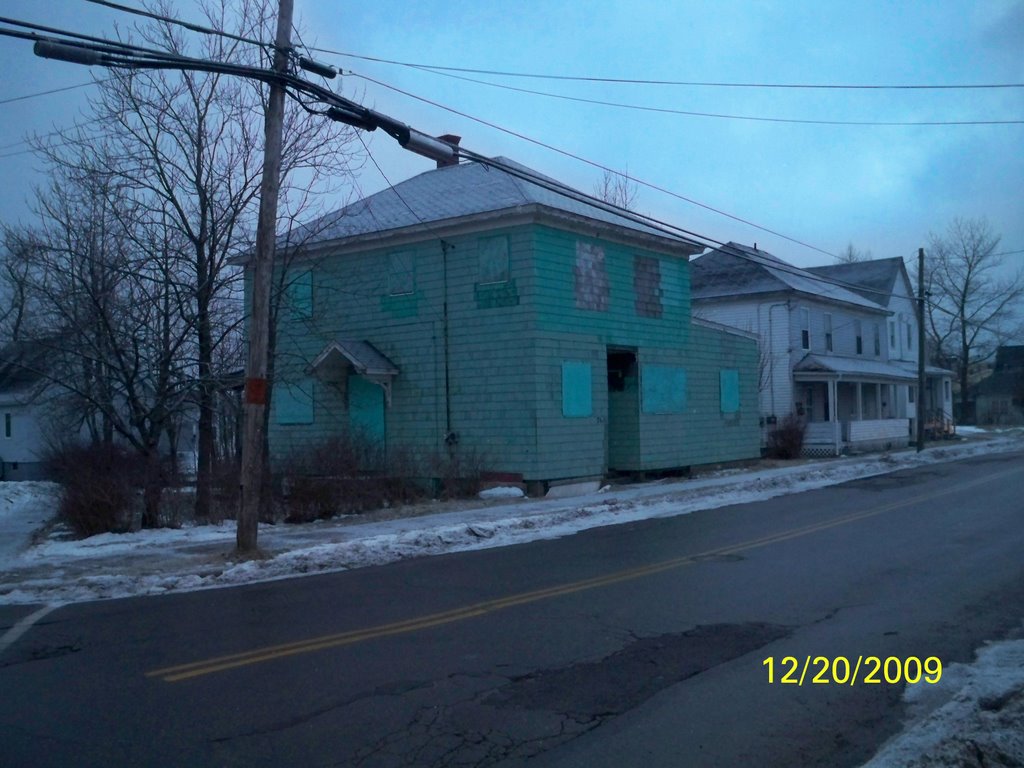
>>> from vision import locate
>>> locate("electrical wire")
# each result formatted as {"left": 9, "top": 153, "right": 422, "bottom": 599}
{"left": 387, "top": 65, "right": 1024, "bottom": 127}
{"left": 315, "top": 48, "right": 1024, "bottom": 91}
{"left": 349, "top": 71, "right": 837, "bottom": 259}
{"left": 0, "top": 80, "right": 109, "bottom": 106}
{"left": 82, "top": 0, "right": 271, "bottom": 51}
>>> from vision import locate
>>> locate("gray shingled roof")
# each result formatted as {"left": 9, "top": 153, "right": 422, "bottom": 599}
{"left": 690, "top": 242, "right": 886, "bottom": 311}
{"left": 286, "top": 157, "right": 696, "bottom": 249}
{"left": 807, "top": 258, "right": 905, "bottom": 305}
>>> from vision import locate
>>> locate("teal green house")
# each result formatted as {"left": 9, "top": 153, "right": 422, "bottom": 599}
{"left": 264, "top": 157, "right": 761, "bottom": 486}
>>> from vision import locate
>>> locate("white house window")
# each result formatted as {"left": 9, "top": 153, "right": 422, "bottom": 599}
{"left": 873, "top": 323, "right": 881, "bottom": 356}
{"left": 889, "top": 320, "right": 896, "bottom": 350}
{"left": 855, "top": 320, "right": 863, "bottom": 355}
{"left": 799, "top": 308, "right": 810, "bottom": 350}
{"left": 908, "top": 386, "right": 915, "bottom": 404}
{"left": 905, "top": 317, "right": 913, "bottom": 349}
{"left": 824, "top": 313, "right": 833, "bottom": 353}
{"left": 3, "top": 413, "right": 10, "bottom": 439}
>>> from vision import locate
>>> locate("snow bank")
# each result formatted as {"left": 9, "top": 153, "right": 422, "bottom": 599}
{"left": 861, "top": 634, "right": 1024, "bottom": 767}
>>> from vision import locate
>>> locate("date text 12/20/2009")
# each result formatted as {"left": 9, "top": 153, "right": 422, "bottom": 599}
{"left": 763, "top": 656, "right": 942, "bottom": 686}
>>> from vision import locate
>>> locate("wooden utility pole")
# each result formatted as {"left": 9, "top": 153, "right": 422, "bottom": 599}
{"left": 916, "top": 246, "right": 926, "bottom": 452}
{"left": 238, "top": 0, "right": 293, "bottom": 552}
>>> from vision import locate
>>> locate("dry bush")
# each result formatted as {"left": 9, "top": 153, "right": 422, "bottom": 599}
{"left": 46, "top": 443, "right": 142, "bottom": 537}
{"left": 277, "top": 435, "right": 427, "bottom": 523}
{"left": 765, "top": 414, "right": 807, "bottom": 459}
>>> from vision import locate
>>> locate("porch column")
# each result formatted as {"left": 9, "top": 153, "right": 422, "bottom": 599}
{"left": 856, "top": 382, "right": 863, "bottom": 420}
{"left": 829, "top": 378, "right": 840, "bottom": 456}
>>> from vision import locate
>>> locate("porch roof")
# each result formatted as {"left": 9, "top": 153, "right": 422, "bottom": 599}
{"left": 793, "top": 354, "right": 916, "bottom": 382}
{"left": 310, "top": 340, "right": 399, "bottom": 380}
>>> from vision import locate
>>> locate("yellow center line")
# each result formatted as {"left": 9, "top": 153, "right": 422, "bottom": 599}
{"left": 148, "top": 463, "right": 1021, "bottom": 682}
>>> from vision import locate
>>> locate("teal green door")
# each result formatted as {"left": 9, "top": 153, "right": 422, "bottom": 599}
{"left": 348, "top": 375, "right": 385, "bottom": 446}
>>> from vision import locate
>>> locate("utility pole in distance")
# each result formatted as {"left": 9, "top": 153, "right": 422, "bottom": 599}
{"left": 916, "top": 246, "right": 926, "bottom": 452}
{"left": 238, "top": 0, "right": 294, "bottom": 553}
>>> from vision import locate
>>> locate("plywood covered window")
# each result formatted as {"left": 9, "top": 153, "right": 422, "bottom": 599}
{"left": 388, "top": 251, "right": 415, "bottom": 296}
{"left": 561, "top": 362, "right": 593, "bottom": 417}
{"left": 274, "top": 379, "right": 314, "bottom": 425}
{"left": 574, "top": 242, "right": 609, "bottom": 311}
{"left": 478, "top": 236, "right": 509, "bottom": 284}
{"left": 641, "top": 365, "right": 687, "bottom": 414}
{"left": 720, "top": 369, "right": 741, "bottom": 414}
{"left": 633, "top": 255, "right": 663, "bottom": 318}
{"left": 286, "top": 269, "right": 313, "bottom": 319}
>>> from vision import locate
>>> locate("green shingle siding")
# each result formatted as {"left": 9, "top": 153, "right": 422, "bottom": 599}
{"left": 265, "top": 220, "right": 759, "bottom": 482}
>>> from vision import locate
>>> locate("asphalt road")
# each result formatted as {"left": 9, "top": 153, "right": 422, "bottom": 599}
{"left": 1, "top": 450, "right": 1023, "bottom": 767}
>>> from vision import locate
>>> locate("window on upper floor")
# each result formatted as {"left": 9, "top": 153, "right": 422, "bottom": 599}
{"left": 3, "top": 412, "right": 10, "bottom": 439}
{"left": 889, "top": 320, "right": 897, "bottom": 350}
{"left": 874, "top": 323, "right": 881, "bottom": 356}
{"left": 799, "top": 308, "right": 810, "bottom": 350}
{"left": 478, "top": 236, "right": 509, "bottom": 285}
{"left": 285, "top": 269, "right": 313, "bottom": 319}
{"left": 388, "top": 251, "right": 415, "bottom": 296}
{"left": 855, "top": 320, "right": 863, "bottom": 355}
{"left": 824, "top": 313, "right": 833, "bottom": 353}
{"left": 906, "top": 318, "right": 913, "bottom": 350}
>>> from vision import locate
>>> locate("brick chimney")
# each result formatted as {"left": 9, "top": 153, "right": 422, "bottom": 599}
{"left": 436, "top": 134, "right": 461, "bottom": 168}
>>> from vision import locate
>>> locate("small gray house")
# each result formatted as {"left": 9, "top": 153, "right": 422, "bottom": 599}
{"left": 255, "top": 157, "right": 763, "bottom": 487}
{"left": 973, "top": 345, "right": 1024, "bottom": 425}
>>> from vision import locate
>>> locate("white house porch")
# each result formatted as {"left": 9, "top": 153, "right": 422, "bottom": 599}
{"left": 793, "top": 355, "right": 916, "bottom": 456}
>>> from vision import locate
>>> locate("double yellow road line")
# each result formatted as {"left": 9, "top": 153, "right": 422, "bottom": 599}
{"left": 148, "top": 463, "right": 1020, "bottom": 683}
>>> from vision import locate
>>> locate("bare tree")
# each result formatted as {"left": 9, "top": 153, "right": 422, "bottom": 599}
{"left": 9, "top": 153, "right": 198, "bottom": 526}
{"left": 835, "top": 242, "right": 872, "bottom": 263}
{"left": 594, "top": 169, "right": 639, "bottom": 211}
{"left": 32, "top": 0, "right": 364, "bottom": 521}
{"left": 920, "top": 217, "right": 1023, "bottom": 420}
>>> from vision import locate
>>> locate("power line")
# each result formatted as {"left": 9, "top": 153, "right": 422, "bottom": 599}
{"left": 388, "top": 66, "right": 1024, "bottom": 127}
{"left": 82, "top": 0, "right": 271, "bottom": 51}
{"left": 0, "top": 79, "right": 107, "bottom": 106}
{"left": 349, "top": 71, "right": 837, "bottom": 259}
{"left": 315, "top": 48, "right": 1024, "bottom": 91}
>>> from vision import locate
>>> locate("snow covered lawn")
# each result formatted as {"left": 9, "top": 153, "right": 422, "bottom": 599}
{"left": 1, "top": 431, "right": 1020, "bottom": 606}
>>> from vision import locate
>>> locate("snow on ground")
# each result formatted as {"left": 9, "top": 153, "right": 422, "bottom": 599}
{"left": 0, "top": 431, "right": 1020, "bottom": 606}
{"left": 2, "top": 432, "right": 1022, "bottom": 764}
{"left": 860, "top": 628, "right": 1024, "bottom": 767}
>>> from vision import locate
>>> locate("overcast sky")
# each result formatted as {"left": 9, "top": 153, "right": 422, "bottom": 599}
{"left": 1, "top": 0, "right": 1022, "bottom": 279}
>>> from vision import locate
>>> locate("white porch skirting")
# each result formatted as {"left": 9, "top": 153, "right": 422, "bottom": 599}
{"left": 847, "top": 419, "right": 910, "bottom": 443}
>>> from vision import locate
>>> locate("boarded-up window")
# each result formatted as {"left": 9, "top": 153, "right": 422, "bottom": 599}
{"left": 720, "top": 369, "right": 741, "bottom": 414}
{"left": 388, "top": 251, "right": 415, "bottom": 296}
{"left": 274, "top": 379, "right": 314, "bottom": 425}
{"left": 561, "top": 362, "right": 593, "bottom": 417}
{"left": 479, "top": 236, "right": 509, "bottom": 284}
{"left": 574, "top": 242, "right": 609, "bottom": 311}
{"left": 287, "top": 269, "right": 313, "bottom": 319}
{"left": 641, "top": 365, "right": 686, "bottom": 414}
{"left": 634, "top": 255, "right": 662, "bottom": 318}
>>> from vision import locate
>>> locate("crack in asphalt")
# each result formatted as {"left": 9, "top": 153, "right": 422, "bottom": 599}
{"left": 334, "top": 622, "right": 793, "bottom": 767}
